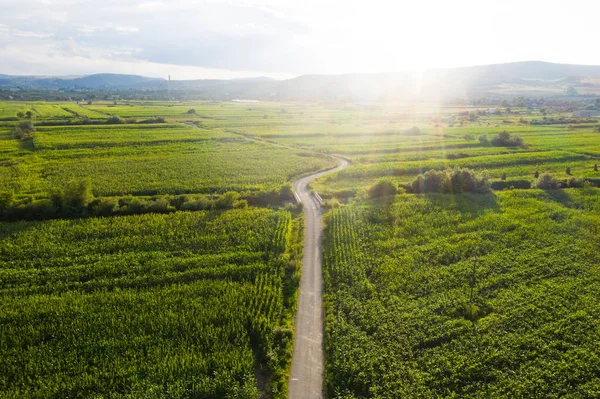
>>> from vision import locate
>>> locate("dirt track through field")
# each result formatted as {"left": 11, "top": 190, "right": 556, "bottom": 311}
{"left": 288, "top": 157, "right": 349, "bottom": 399}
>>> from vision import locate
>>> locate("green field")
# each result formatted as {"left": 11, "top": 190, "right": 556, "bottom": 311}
{"left": 0, "top": 106, "right": 332, "bottom": 198}
{"left": 1, "top": 99, "right": 600, "bottom": 397}
{"left": 323, "top": 190, "right": 600, "bottom": 398}
{"left": 0, "top": 208, "right": 300, "bottom": 398}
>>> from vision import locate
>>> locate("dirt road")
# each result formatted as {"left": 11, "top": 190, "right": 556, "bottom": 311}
{"left": 288, "top": 157, "right": 349, "bottom": 399}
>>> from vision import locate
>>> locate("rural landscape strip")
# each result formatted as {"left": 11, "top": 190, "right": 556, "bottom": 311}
{"left": 289, "top": 157, "right": 349, "bottom": 399}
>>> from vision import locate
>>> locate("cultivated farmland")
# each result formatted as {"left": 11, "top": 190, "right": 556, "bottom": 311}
{"left": 1, "top": 99, "right": 600, "bottom": 398}
{"left": 0, "top": 208, "right": 301, "bottom": 398}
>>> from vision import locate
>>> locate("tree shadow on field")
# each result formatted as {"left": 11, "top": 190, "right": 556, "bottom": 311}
{"left": 0, "top": 219, "right": 43, "bottom": 241}
{"left": 422, "top": 192, "right": 500, "bottom": 218}
{"left": 19, "top": 139, "right": 35, "bottom": 151}
{"left": 541, "top": 189, "right": 577, "bottom": 209}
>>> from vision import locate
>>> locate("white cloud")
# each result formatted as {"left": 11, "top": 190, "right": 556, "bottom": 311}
{"left": 0, "top": 0, "right": 599, "bottom": 78}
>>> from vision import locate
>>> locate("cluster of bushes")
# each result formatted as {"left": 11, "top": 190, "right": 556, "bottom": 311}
{"left": 411, "top": 167, "right": 491, "bottom": 194}
{"left": 12, "top": 121, "right": 35, "bottom": 141}
{"left": 91, "top": 192, "right": 249, "bottom": 217}
{"left": 369, "top": 178, "right": 399, "bottom": 198}
{"left": 479, "top": 131, "right": 525, "bottom": 147}
{"left": 16, "top": 110, "right": 34, "bottom": 119}
{"left": 107, "top": 116, "right": 168, "bottom": 124}
{"left": 532, "top": 173, "right": 560, "bottom": 189}
{"left": 531, "top": 173, "right": 592, "bottom": 189}
{"left": 0, "top": 182, "right": 298, "bottom": 221}
{"left": 530, "top": 117, "right": 598, "bottom": 125}
{"left": 51, "top": 179, "right": 94, "bottom": 215}
{"left": 35, "top": 116, "right": 167, "bottom": 126}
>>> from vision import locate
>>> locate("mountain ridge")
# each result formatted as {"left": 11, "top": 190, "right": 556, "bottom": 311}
{"left": 2, "top": 61, "right": 600, "bottom": 99}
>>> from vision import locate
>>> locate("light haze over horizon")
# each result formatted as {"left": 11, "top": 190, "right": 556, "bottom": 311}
{"left": 1, "top": 0, "right": 599, "bottom": 80}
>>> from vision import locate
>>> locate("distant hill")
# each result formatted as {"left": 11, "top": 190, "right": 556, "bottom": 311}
{"left": 2, "top": 61, "right": 600, "bottom": 100}
{"left": 0, "top": 73, "right": 163, "bottom": 89}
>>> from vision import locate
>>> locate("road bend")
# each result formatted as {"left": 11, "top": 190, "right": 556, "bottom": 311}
{"left": 288, "top": 157, "right": 349, "bottom": 399}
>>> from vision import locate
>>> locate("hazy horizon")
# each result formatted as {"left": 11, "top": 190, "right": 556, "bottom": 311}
{"left": 1, "top": 0, "right": 600, "bottom": 80}
{"left": 5, "top": 59, "right": 600, "bottom": 82}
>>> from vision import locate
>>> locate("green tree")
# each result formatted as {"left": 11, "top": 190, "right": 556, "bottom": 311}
{"left": 215, "top": 191, "right": 240, "bottom": 209}
{"left": 52, "top": 179, "right": 94, "bottom": 211}
{"left": 532, "top": 173, "right": 559, "bottom": 189}
{"left": 369, "top": 178, "right": 398, "bottom": 198}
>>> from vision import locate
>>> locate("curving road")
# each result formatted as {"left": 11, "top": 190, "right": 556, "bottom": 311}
{"left": 288, "top": 157, "right": 349, "bottom": 399}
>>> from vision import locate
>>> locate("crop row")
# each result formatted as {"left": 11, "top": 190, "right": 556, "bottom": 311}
{"left": 0, "top": 208, "right": 297, "bottom": 398}
{"left": 322, "top": 190, "right": 600, "bottom": 397}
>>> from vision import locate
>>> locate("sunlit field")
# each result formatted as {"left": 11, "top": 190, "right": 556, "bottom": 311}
{"left": 323, "top": 189, "right": 600, "bottom": 397}
{"left": 0, "top": 208, "right": 301, "bottom": 398}
{"left": 1, "top": 99, "right": 599, "bottom": 397}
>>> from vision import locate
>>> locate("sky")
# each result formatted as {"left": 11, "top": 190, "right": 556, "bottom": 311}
{"left": 0, "top": 0, "right": 599, "bottom": 80}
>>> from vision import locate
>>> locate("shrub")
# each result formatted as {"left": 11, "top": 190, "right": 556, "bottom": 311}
{"left": 92, "top": 198, "right": 119, "bottom": 216}
{"left": 52, "top": 179, "right": 94, "bottom": 210}
{"left": 284, "top": 202, "right": 303, "bottom": 214}
{"left": 187, "top": 109, "right": 196, "bottom": 114}
{"left": 568, "top": 177, "right": 584, "bottom": 188}
{"left": 532, "top": 173, "right": 559, "bottom": 189}
{"left": 13, "top": 121, "right": 36, "bottom": 140}
{"left": 478, "top": 134, "right": 489, "bottom": 145}
{"left": 146, "top": 199, "right": 175, "bottom": 213}
{"left": 369, "top": 178, "right": 398, "bottom": 198}
{"left": 18, "top": 199, "right": 59, "bottom": 220}
{"left": 322, "top": 198, "right": 341, "bottom": 209}
{"left": 412, "top": 168, "right": 491, "bottom": 194}
{"left": 490, "top": 130, "right": 526, "bottom": 147}
{"left": 119, "top": 198, "right": 148, "bottom": 215}
{"left": 501, "top": 173, "right": 507, "bottom": 180}
{"left": 233, "top": 199, "right": 248, "bottom": 209}
{"left": 106, "top": 116, "right": 123, "bottom": 124}
{"left": 463, "top": 134, "right": 475, "bottom": 140}
{"left": 180, "top": 197, "right": 212, "bottom": 211}
{"left": 139, "top": 117, "right": 166, "bottom": 124}
{"left": 215, "top": 191, "right": 240, "bottom": 209}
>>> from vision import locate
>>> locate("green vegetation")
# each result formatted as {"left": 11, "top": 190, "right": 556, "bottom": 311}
{"left": 368, "top": 178, "right": 399, "bottom": 198}
{"left": 532, "top": 172, "right": 559, "bottom": 189}
{"left": 0, "top": 208, "right": 301, "bottom": 398}
{"left": 323, "top": 190, "right": 600, "bottom": 397}
{"left": 2, "top": 99, "right": 600, "bottom": 397}
{"left": 489, "top": 130, "right": 526, "bottom": 148}
{"left": 410, "top": 167, "right": 491, "bottom": 194}
{"left": 12, "top": 120, "right": 35, "bottom": 141}
{"left": 0, "top": 109, "right": 332, "bottom": 199}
